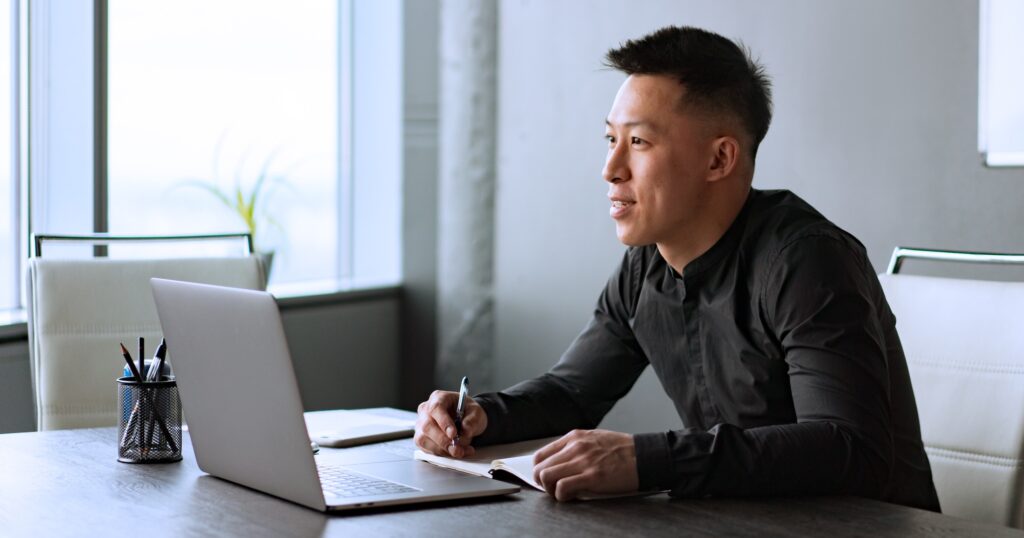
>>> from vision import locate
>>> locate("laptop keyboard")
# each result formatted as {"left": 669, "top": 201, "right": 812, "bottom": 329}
{"left": 318, "top": 464, "right": 420, "bottom": 499}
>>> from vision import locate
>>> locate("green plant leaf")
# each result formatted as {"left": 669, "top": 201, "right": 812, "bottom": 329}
{"left": 174, "top": 143, "right": 297, "bottom": 252}
{"left": 249, "top": 170, "right": 267, "bottom": 216}
{"left": 179, "top": 180, "right": 233, "bottom": 209}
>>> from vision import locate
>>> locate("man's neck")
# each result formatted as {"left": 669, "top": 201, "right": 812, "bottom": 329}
{"left": 657, "top": 186, "right": 751, "bottom": 275}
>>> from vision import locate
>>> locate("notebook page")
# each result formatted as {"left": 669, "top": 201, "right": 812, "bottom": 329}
{"left": 490, "top": 454, "right": 542, "bottom": 490}
{"left": 413, "top": 437, "right": 558, "bottom": 480}
{"left": 412, "top": 450, "right": 496, "bottom": 478}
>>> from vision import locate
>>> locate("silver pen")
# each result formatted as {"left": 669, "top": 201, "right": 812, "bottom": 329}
{"left": 454, "top": 376, "right": 469, "bottom": 445}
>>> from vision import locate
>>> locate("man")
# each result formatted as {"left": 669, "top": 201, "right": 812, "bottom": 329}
{"left": 415, "top": 25, "right": 940, "bottom": 510}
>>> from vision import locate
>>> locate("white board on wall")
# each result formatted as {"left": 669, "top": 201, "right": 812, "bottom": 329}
{"left": 979, "top": 0, "right": 1024, "bottom": 167}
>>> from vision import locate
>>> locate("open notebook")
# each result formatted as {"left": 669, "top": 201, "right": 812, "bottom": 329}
{"left": 413, "top": 437, "right": 557, "bottom": 491}
{"left": 414, "top": 436, "right": 656, "bottom": 500}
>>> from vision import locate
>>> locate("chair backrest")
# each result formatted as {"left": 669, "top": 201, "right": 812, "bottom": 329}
{"left": 26, "top": 256, "right": 266, "bottom": 430}
{"left": 879, "top": 247, "right": 1024, "bottom": 527}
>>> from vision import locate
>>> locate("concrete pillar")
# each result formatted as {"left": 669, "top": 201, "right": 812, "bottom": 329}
{"left": 436, "top": 0, "right": 498, "bottom": 390}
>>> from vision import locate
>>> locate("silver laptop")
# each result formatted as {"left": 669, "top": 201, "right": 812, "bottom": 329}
{"left": 150, "top": 278, "right": 519, "bottom": 512}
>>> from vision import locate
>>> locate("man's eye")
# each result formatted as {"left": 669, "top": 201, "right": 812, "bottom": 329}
{"left": 605, "top": 135, "right": 616, "bottom": 145}
{"left": 631, "top": 137, "right": 645, "bottom": 146}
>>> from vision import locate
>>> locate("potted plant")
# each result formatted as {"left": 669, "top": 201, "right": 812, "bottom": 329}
{"left": 181, "top": 153, "right": 289, "bottom": 278}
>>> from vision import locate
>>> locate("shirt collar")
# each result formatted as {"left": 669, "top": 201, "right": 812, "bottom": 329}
{"left": 679, "top": 188, "right": 758, "bottom": 280}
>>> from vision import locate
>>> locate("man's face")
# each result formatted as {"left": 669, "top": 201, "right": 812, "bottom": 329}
{"left": 603, "top": 74, "right": 715, "bottom": 247}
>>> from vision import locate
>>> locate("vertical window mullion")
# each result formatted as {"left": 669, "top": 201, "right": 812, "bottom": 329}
{"left": 92, "top": 0, "right": 106, "bottom": 257}
{"left": 337, "top": 0, "right": 353, "bottom": 281}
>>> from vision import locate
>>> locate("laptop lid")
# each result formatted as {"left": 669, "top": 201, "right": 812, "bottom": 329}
{"left": 151, "top": 278, "right": 328, "bottom": 510}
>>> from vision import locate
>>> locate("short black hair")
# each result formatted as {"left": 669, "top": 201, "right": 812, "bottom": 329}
{"left": 605, "top": 26, "right": 773, "bottom": 161}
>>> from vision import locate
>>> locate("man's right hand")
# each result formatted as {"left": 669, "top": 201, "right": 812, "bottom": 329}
{"left": 415, "top": 390, "right": 487, "bottom": 458}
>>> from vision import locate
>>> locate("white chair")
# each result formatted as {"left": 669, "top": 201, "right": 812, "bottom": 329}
{"left": 25, "top": 234, "right": 267, "bottom": 430}
{"left": 879, "top": 246, "right": 1024, "bottom": 527}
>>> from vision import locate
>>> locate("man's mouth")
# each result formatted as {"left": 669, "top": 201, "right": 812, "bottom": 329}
{"left": 609, "top": 199, "right": 635, "bottom": 219}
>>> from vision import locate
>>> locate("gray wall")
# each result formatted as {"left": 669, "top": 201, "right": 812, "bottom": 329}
{"left": 280, "top": 291, "right": 401, "bottom": 411}
{"left": 492, "top": 0, "right": 1024, "bottom": 433}
{"left": 0, "top": 339, "right": 35, "bottom": 432}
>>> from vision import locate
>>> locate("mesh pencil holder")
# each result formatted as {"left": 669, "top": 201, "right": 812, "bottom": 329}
{"left": 117, "top": 377, "right": 183, "bottom": 463}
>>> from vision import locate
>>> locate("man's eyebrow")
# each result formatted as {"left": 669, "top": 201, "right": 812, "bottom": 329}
{"left": 604, "top": 118, "right": 662, "bottom": 132}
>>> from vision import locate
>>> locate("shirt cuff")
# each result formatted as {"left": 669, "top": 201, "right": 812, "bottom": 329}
{"left": 634, "top": 432, "right": 672, "bottom": 491}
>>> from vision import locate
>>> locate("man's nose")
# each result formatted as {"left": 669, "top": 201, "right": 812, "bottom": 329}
{"left": 602, "top": 145, "right": 629, "bottom": 184}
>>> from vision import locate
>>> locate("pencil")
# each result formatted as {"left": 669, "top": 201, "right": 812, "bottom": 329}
{"left": 119, "top": 342, "right": 145, "bottom": 452}
{"left": 120, "top": 343, "right": 142, "bottom": 382}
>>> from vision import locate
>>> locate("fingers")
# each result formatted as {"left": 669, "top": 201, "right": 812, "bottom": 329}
{"left": 414, "top": 427, "right": 449, "bottom": 456}
{"left": 459, "top": 401, "right": 488, "bottom": 439}
{"left": 414, "top": 390, "right": 485, "bottom": 458}
{"left": 414, "top": 399, "right": 453, "bottom": 456}
{"left": 535, "top": 459, "right": 581, "bottom": 499}
{"left": 533, "top": 429, "right": 577, "bottom": 465}
{"left": 553, "top": 472, "right": 592, "bottom": 502}
{"left": 449, "top": 444, "right": 476, "bottom": 458}
{"left": 533, "top": 435, "right": 582, "bottom": 491}
{"left": 448, "top": 399, "right": 484, "bottom": 457}
{"left": 425, "top": 391, "right": 459, "bottom": 439}
{"left": 535, "top": 455, "right": 598, "bottom": 502}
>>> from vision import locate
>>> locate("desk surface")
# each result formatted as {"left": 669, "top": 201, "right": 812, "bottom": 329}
{"left": 1, "top": 427, "right": 1021, "bottom": 538}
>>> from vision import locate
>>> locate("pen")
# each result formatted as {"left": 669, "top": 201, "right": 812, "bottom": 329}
{"left": 138, "top": 337, "right": 146, "bottom": 447}
{"left": 454, "top": 376, "right": 469, "bottom": 445}
{"left": 119, "top": 343, "right": 145, "bottom": 450}
{"left": 156, "top": 338, "right": 168, "bottom": 378}
{"left": 147, "top": 338, "right": 167, "bottom": 381}
{"left": 146, "top": 339, "right": 169, "bottom": 446}
{"left": 138, "top": 337, "right": 145, "bottom": 383}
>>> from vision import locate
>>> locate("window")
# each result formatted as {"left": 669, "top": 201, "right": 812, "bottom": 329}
{"left": 107, "top": 1, "right": 338, "bottom": 285}
{"left": 0, "top": 0, "right": 14, "bottom": 310}
{"left": 4, "top": 0, "right": 401, "bottom": 308}
{"left": 979, "top": 0, "right": 1024, "bottom": 167}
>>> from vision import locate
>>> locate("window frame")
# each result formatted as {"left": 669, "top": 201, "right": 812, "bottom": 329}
{"left": 3, "top": 0, "right": 22, "bottom": 311}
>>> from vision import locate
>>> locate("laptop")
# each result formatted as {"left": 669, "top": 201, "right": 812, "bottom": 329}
{"left": 150, "top": 278, "right": 519, "bottom": 512}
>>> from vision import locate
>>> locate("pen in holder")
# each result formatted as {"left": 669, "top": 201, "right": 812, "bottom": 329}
{"left": 117, "top": 376, "right": 183, "bottom": 463}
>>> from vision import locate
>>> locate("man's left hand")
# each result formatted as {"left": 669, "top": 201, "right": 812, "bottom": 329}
{"left": 532, "top": 429, "right": 639, "bottom": 501}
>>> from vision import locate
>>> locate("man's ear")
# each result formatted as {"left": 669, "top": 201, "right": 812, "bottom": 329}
{"left": 707, "top": 136, "right": 740, "bottom": 183}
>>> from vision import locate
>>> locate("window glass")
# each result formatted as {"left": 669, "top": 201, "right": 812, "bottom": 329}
{"left": 0, "top": 0, "right": 14, "bottom": 309}
{"left": 107, "top": 0, "right": 338, "bottom": 284}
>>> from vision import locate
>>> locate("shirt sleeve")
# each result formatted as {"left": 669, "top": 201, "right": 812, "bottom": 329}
{"left": 472, "top": 249, "right": 650, "bottom": 446}
{"left": 635, "top": 233, "right": 896, "bottom": 498}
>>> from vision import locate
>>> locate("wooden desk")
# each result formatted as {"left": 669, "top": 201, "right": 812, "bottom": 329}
{"left": 0, "top": 427, "right": 1020, "bottom": 538}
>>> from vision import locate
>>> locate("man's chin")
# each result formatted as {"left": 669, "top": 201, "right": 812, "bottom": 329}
{"left": 615, "top": 229, "right": 647, "bottom": 247}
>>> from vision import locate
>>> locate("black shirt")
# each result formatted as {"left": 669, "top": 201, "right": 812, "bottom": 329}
{"left": 473, "top": 189, "right": 940, "bottom": 511}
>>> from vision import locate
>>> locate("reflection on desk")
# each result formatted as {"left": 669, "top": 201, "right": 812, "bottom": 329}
{"left": 0, "top": 427, "right": 1021, "bottom": 538}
